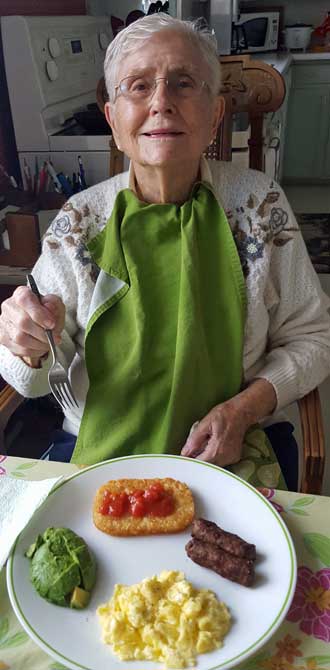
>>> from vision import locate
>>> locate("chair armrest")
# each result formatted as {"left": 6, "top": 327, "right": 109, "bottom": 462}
{"left": 298, "top": 388, "right": 325, "bottom": 494}
{"left": 0, "top": 384, "right": 24, "bottom": 454}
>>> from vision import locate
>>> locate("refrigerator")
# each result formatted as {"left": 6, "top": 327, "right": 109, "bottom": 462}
{"left": 177, "top": 0, "right": 239, "bottom": 54}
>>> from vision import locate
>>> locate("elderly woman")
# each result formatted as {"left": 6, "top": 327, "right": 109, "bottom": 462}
{"left": 0, "top": 14, "right": 329, "bottom": 490}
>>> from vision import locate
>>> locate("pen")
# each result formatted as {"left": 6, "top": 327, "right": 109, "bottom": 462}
{"left": 46, "top": 161, "right": 63, "bottom": 193}
{"left": 0, "top": 163, "right": 18, "bottom": 188}
{"left": 23, "top": 158, "right": 33, "bottom": 192}
{"left": 77, "top": 172, "right": 83, "bottom": 192}
{"left": 78, "top": 155, "right": 87, "bottom": 189}
{"left": 38, "top": 162, "right": 47, "bottom": 193}
{"left": 57, "top": 172, "right": 73, "bottom": 197}
{"left": 34, "top": 156, "right": 39, "bottom": 195}
{"left": 72, "top": 172, "right": 78, "bottom": 193}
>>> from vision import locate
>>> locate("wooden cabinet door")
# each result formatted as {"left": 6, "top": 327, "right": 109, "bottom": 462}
{"left": 283, "top": 84, "right": 329, "bottom": 180}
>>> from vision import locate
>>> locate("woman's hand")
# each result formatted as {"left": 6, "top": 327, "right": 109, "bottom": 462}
{"left": 0, "top": 285, "right": 65, "bottom": 366}
{"left": 181, "top": 400, "right": 247, "bottom": 466}
{"left": 181, "top": 379, "right": 277, "bottom": 466}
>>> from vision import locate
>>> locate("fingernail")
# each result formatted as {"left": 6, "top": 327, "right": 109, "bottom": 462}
{"left": 45, "top": 320, "right": 55, "bottom": 328}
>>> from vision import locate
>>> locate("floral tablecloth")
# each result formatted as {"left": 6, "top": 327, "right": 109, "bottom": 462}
{"left": 0, "top": 454, "right": 330, "bottom": 670}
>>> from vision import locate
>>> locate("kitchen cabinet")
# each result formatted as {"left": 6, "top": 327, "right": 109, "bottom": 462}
{"left": 283, "top": 61, "right": 330, "bottom": 182}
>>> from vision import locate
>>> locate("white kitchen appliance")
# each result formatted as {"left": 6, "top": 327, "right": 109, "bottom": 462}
{"left": 283, "top": 24, "right": 313, "bottom": 51}
{"left": 1, "top": 15, "right": 116, "bottom": 189}
{"left": 178, "top": 0, "right": 239, "bottom": 55}
{"left": 232, "top": 10, "right": 280, "bottom": 53}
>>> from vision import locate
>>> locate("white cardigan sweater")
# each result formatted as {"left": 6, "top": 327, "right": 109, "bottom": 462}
{"left": 1, "top": 159, "right": 330, "bottom": 436}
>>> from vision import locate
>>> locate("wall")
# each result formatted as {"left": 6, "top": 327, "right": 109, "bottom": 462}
{"left": 0, "top": 0, "right": 86, "bottom": 189}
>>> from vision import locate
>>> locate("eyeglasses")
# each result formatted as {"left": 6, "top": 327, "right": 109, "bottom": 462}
{"left": 114, "top": 72, "right": 208, "bottom": 102}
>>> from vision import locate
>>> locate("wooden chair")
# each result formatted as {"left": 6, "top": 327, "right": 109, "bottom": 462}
{"left": 97, "top": 54, "right": 325, "bottom": 494}
{"left": 0, "top": 382, "right": 23, "bottom": 454}
{"left": 206, "top": 54, "right": 285, "bottom": 169}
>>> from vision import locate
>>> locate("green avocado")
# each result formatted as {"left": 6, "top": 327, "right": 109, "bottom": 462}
{"left": 70, "top": 586, "right": 91, "bottom": 609}
{"left": 25, "top": 527, "right": 96, "bottom": 608}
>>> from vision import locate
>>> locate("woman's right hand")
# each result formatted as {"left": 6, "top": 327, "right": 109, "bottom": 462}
{"left": 0, "top": 285, "right": 65, "bottom": 364}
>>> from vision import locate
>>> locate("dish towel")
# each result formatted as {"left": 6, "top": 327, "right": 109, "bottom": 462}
{"left": 0, "top": 474, "right": 62, "bottom": 569}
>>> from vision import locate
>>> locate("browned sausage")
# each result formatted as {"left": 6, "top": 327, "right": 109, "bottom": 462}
{"left": 185, "top": 537, "right": 255, "bottom": 587}
{"left": 192, "top": 518, "right": 256, "bottom": 561}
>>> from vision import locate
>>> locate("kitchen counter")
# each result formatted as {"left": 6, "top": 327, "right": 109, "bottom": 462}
{"left": 254, "top": 50, "right": 330, "bottom": 75}
{"left": 253, "top": 52, "right": 292, "bottom": 74}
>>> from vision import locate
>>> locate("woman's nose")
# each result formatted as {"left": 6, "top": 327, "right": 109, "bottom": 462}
{"left": 149, "top": 80, "right": 175, "bottom": 114}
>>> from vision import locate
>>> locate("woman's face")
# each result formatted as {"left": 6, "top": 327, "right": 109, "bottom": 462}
{"left": 105, "top": 30, "right": 224, "bottom": 169}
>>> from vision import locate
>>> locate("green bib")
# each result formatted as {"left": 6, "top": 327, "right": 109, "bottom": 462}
{"left": 71, "top": 183, "right": 286, "bottom": 490}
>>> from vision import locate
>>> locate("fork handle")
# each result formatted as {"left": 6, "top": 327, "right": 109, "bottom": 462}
{"left": 27, "top": 273, "right": 43, "bottom": 302}
{"left": 26, "top": 274, "right": 57, "bottom": 362}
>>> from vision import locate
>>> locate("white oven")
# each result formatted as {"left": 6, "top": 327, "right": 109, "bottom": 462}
{"left": 1, "top": 15, "right": 119, "bottom": 189}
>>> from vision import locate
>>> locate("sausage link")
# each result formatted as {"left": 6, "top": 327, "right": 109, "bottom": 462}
{"left": 192, "top": 518, "right": 256, "bottom": 561}
{"left": 185, "top": 537, "right": 255, "bottom": 587}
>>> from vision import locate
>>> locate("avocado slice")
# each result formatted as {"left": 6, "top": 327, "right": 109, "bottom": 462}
{"left": 25, "top": 527, "right": 96, "bottom": 608}
{"left": 70, "top": 586, "right": 91, "bottom": 609}
{"left": 25, "top": 534, "right": 43, "bottom": 559}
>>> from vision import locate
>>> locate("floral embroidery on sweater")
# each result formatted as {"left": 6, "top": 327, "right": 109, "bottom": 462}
{"left": 46, "top": 179, "right": 300, "bottom": 284}
{"left": 46, "top": 202, "right": 100, "bottom": 284}
{"left": 231, "top": 188, "right": 299, "bottom": 276}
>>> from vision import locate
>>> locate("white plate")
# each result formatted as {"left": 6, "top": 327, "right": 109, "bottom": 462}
{"left": 7, "top": 454, "right": 297, "bottom": 670}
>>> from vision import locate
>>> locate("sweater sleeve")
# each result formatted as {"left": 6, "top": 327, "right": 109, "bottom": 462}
{"left": 252, "top": 189, "right": 330, "bottom": 411}
{"left": 0, "top": 197, "right": 95, "bottom": 398}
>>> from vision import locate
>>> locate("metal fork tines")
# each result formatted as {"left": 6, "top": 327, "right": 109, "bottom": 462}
{"left": 26, "top": 274, "right": 79, "bottom": 412}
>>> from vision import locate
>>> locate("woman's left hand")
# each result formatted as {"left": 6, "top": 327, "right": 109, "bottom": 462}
{"left": 180, "top": 400, "right": 247, "bottom": 467}
{"left": 180, "top": 379, "right": 277, "bottom": 466}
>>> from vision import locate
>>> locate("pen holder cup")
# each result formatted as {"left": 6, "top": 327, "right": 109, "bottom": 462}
{"left": 0, "top": 193, "right": 66, "bottom": 267}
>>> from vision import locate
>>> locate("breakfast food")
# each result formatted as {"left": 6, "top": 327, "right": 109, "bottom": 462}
{"left": 186, "top": 538, "right": 255, "bottom": 587}
{"left": 25, "top": 527, "right": 96, "bottom": 608}
{"left": 93, "top": 477, "right": 195, "bottom": 536}
{"left": 97, "top": 569, "right": 231, "bottom": 668}
{"left": 186, "top": 518, "right": 256, "bottom": 587}
{"left": 191, "top": 518, "right": 256, "bottom": 560}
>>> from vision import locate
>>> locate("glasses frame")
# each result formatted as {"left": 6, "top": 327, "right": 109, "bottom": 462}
{"left": 114, "top": 73, "right": 208, "bottom": 102}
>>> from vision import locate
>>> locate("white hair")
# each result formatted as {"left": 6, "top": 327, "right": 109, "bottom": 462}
{"left": 104, "top": 13, "right": 221, "bottom": 103}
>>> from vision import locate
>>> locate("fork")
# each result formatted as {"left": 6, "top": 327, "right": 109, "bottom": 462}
{"left": 26, "top": 274, "right": 79, "bottom": 411}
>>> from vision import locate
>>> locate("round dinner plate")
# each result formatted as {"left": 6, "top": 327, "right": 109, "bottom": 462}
{"left": 7, "top": 454, "right": 297, "bottom": 670}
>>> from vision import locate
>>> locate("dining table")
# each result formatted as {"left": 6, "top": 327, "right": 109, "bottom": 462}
{"left": 0, "top": 453, "right": 330, "bottom": 670}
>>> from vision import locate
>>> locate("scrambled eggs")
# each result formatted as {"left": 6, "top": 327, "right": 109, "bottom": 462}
{"left": 97, "top": 570, "right": 231, "bottom": 668}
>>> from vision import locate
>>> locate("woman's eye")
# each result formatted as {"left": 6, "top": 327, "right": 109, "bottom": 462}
{"left": 131, "top": 80, "right": 149, "bottom": 93}
{"left": 177, "top": 77, "right": 195, "bottom": 89}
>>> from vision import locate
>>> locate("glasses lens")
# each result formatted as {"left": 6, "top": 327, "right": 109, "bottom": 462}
{"left": 120, "top": 75, "right": 153, "bottom": 99}
{"left": 118, "top": 73, "right": 204, "bottom": 100}
{"left": 168, "top": 73, "right": 201, "bottom": 97}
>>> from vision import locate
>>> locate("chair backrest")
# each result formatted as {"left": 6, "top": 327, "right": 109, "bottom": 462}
{"left": 97, "top": 53, "right": 286, "bottom": 177}
{"left": 206, "top": 54, "right": 285, "bottom": 170}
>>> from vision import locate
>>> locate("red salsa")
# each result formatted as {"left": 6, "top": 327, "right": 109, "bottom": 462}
{"left": 99, "top": 482, "right": 175, "bottom": 518}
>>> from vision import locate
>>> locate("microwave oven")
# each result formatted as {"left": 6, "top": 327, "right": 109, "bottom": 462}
{"left": 232, "top": 11, "right": 280, "bottom": 53}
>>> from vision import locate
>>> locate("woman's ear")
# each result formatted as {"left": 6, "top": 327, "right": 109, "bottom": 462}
{"left": 211, "top": 95, "right": 225, "bottom": 141}
{"left": 104, "top": 102, "right": 122, "bottom": 151}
